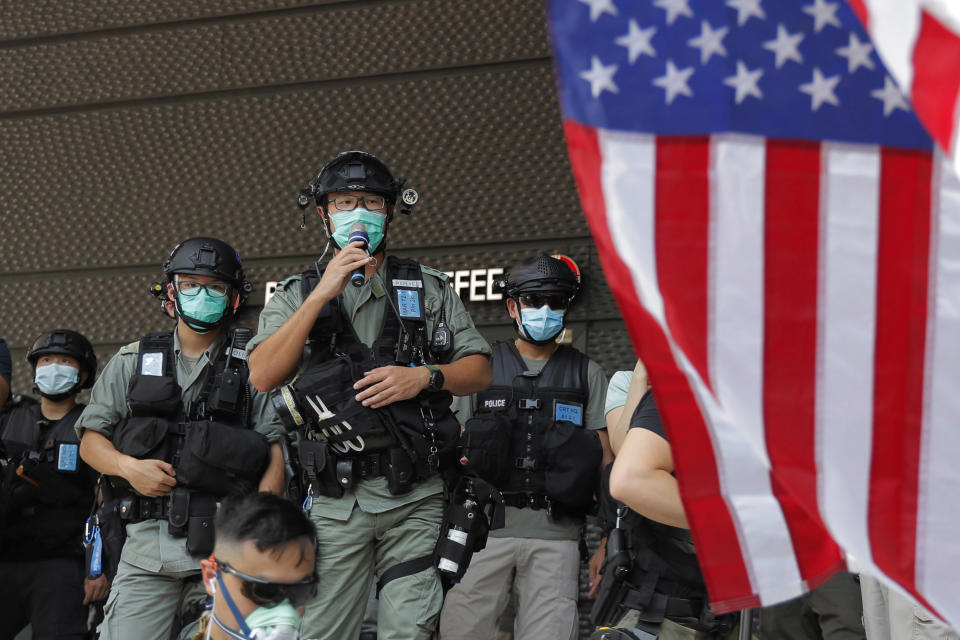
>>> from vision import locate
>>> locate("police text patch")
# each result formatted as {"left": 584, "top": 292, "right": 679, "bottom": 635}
{"left": 555, "top": 401, "right": 583, "bottom": 426}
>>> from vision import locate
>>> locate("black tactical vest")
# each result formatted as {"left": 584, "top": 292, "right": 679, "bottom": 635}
{"left": 1, "top": 403, "right": 93, "bottom": 558}
{"left": 624, "top": 508, "right": 706, "bottom": 597}
{"left": 476, "top": 341, "right": 601, "bottom": 512}
{"left": 110, "top": 329, "right": 269, "bottom": 498}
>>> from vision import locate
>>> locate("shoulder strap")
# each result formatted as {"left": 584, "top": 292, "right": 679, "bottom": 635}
{"left": 137, "top": 330, "right": 176, "bottom": 377}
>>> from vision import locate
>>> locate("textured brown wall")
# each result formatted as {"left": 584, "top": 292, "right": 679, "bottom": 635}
{"left": 0, "top": 4, "right": 633, "bottom": 632}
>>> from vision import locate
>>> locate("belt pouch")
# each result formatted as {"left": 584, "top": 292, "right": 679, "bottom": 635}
{"left": 386, "top": 448, "right": 414, "bottom": 495}
{"left": 186, "top": 493, "right": 217, "bottom": 556}
{"left": 336, "top": 459, "right": 357, "bottom": 491}
{"left": 168, "top": 487, "right": 190, "bottom": 537}
{"left": 298, "top": 440, "right": 343, "bottom": 498}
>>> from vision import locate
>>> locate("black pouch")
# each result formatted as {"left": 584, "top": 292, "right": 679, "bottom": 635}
{"left": 186, "top": 493, "right": 217, "bottom": 556}
{"left": 543, "top": 421, "right": 602, "bottom": 514}
{"left": 176, "top": 421, "right": 270, "bottom": 496}
{"left": 95, "top": 499, "right": 127, "bottom": 581}
{"left": 112, "top": 416, "right": 173, "bottom": 461}
{"left": 168, "top": 487, "right": 190, "bottom": 537}
{"left": 386, "top": 447, "right": 414, "bottom": 495}
{"left": 298, "top": 440, "right": 343, "bottom": 498}
{"left": 127, "top": 373, "right": 181, "bottom": 417}
{"left": 459, "top": 413, "right": 512, "bottom": 487}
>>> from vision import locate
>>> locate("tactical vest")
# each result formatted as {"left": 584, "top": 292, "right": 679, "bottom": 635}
{"left": 290, "top": 256, "right": 460, "bottom": 490}
{"left": 475, "top": 341, "right": 601, "bottom": 514}
{"left": 1, "top": 403, "right": 93, "bottom": 558}
{"left": 626, "top": 509, "right": 705, "bottom": 595}
{"left": 110, "top": 329, "right": 270, "bottom": 499}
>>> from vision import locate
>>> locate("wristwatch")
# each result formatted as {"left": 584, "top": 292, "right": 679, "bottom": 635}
{"left": 424, "top": 364, "right": 444, "bottom": 392}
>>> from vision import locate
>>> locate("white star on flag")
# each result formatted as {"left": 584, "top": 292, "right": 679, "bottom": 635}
{"left": 870, "top": 76, "right": 910, "bottom": 116}
{"left": 726, "top": 0, "right": 766, "bottom": 26}
{"left": 580, "top": 56, "right": 619, "bottom": 97}
{"left": 803, "top": 0, "right": 842, "bottom": 33}
{"left": 835, "top": 32, "right": 875, "bottom": 73}
{"left": 578, "top": 0, "right": 618, "bottom": 22}
{"left": 688, "top": 21, "right": 729, "bottom": 64}
{"left": 799, "top": 67, "right": 841, "bottom": 110}
{"left": 653, "top": 0, "right": 693, "bottom": 26}
{"left": 616, "top": 19, "right": 657, "bottom": 63}
{"left": 653, "top": 59, "right": 695, "bottom": 104}
{"left": 724, "top": 61, "right": 764, "bottom": 103}
{"left": 763, "top": 24, "right": 804, "bottom": 68}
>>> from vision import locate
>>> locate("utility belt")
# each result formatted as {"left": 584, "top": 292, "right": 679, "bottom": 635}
{"left": 299, "top": 440, "right": 418, "bottom": 499}
{"left": 114, "top": 487, "right": 218, "bottom": 557}
{"left": 501, "top": 491, "right": 552, "bottom": 511}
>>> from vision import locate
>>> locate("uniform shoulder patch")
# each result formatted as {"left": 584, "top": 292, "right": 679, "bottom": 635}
{"left": 420, "top": 265, "right": 449, "bottom": 282}
{"left": 118, "top": 341, "right": 141, "bottom": 356}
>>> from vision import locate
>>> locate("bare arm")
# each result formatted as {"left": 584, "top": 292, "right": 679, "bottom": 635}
{"left": 257, "top": 443, "right": 285, "bottom": 494}
{"left": 609, "top": 427, "right": 688, "bottom": 528}
{"left": 610, "top": 359, "right": 649, "bottom": 455}
{"left": 248, "top": 244, "right": 372, "bottom": 392}
{"left": 354, "top": 353, "right": 492, "bottom": 409}
{"left": 0, "top": 377, "right": 8, "bottom": 411}
{"left": 79, "top": 430, "right": 176, "bottom": 498}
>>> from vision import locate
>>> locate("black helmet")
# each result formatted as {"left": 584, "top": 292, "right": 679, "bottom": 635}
{"left": 311, "top": 150, "right": 399, "bottom": 205}
{"left": 27, "top": 329, "right": 98, "bottom": 396}
{"left": 500, "top": 254, "right": 580, "bottom": 300}
{"left": 163, "top": 237, "right": 249, "bottom": 289}
{"left": 160, "top": 237, "right": 253, "bottom": 332}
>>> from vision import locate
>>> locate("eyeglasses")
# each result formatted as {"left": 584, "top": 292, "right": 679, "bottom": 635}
{"left": 215, "top": 558, "right": 318, "bottom": 608}
{"left": 518, "top": 293, "right": 569, "bottom": 310}
{"left": 328, "top": 194, "right": 387, "bottom": 212}
{"left": 174, "top": 280, "right": 230, "bottom": 299}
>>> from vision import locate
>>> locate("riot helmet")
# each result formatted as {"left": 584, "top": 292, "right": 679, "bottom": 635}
{"left": 498, "top": 254, "right": 580, "bottom": 345}
{"left": 159, "top": 237, "right": 253, "bottom": 333}
{"left": 27, "top": 329, "right": 97, "bottom": 399}
{"left": 297, "top": 150, "right": 419, "bottom": 255}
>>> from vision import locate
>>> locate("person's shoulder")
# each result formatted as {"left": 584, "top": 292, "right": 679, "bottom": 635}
{"left": 117, "top": 340, "right": 141, "bottom": 356}
{"left": 277, "top": 273, "right": 303, "bottom": 290}
{"left": 419, "top": 264, "right": 449, "bottom": 283}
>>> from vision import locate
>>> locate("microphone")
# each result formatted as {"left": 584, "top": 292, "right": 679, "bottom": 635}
{"left": 348, "top": 222, "right": 369, "bottom": 287}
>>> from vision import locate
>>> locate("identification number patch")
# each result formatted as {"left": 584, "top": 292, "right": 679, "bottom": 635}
{"left": 58, "top": 443, "right": 79, "bottom": 471}
{"left": 141, "top": 352, "right": 164, "bottom": 376}
{"left": 555, "top": 402, "right": 583, "bottom": 426}
{"left": 396, "top": 289, "right": 422, "bottom": 319}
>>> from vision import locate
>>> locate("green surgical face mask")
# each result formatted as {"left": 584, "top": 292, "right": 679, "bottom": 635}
{"left": 329, "top": 209, "right": 387, "bottom": 254}
{"left": 177, "top": 289, "right": 229, "bottom": 333}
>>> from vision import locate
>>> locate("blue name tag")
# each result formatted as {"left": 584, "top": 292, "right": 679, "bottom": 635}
{"left": 396, "top": 289, "right": 422, "bottom": 319}
{"left": 57, "top": 443, "right": 79, "bottom": 472}
{"left": 555, "top": 402, "right": 583, "bottom": 426}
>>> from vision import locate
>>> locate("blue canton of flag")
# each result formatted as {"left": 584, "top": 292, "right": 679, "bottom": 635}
{"left": 549, "top": 0, "right": 932, "bottom": 151}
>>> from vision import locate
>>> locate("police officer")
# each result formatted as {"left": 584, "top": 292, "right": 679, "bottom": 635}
{"left": 591, "top": 363, "right": 738, "bottom": 640}
{"left": 0, "top": 329, "right": 107, "bottom": 639}
{"left": 246, "top": 150, "right": 492, "bottom": 640}
{"left": 439, "top": 254, "right": 608, "bottom": 640}
{"left": 76, "top": 237, "right": 286, "bottom": 640}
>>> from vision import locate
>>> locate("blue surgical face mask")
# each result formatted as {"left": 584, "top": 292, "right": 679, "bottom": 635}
{"left": 34, "top": 363, "right": 80, "bottom": 396}
{"left": 329, "top": 209, "right": 387, "bottom": 254}
{"left": 519, "top": 304, "right": 565, "bottom": 342}
{"left": 177, "top": 289, "right": 229, "bottom": 333}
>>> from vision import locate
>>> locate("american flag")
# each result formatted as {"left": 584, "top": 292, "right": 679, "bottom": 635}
{"left": 548, "top": 0, "right": 960, "bottom": 625}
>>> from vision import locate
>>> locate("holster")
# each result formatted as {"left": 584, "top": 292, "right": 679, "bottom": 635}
{"left": 298, "top": 440, "right": 343, "bottom": 498}
{"left": 591, "top": 528, "right": 636, "bottom": 627}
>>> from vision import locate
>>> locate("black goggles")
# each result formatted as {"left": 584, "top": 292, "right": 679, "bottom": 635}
{"left": 517, "top": 292, "right": 570, "bottom": 310}
{"left": 215, "top": 558, "right": 318, "bottom": 608}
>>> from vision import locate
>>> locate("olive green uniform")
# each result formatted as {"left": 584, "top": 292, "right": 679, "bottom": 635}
{"left": 75, "top": 330, "right": 284, "bottom": 640}
{"left": 248, "top": 260, "right": 490, "bottom": 640}
{"left": 439, "top": 352, "right": 607, "bottom": 640}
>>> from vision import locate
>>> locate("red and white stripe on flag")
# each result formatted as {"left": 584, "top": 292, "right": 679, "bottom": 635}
{"left": 850, "top": 0, "right": 960, "bottom": 175}
{"left": 564, "top": 121, "right": 960, "bottom": 626}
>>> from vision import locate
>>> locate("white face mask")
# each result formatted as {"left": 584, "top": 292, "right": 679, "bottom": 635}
{"left": 209, "top": 571, "right": 302, "bottom": 640}
{"left": 34, "top": 362, "right": 79, "bottom": 396}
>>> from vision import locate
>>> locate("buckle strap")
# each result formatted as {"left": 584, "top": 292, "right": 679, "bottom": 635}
{"left": 501, "top": 492, "right": 551, "bottom": 510}
{"left": 376, "top": 553, "right": 435, "bottom": 597}
{"left": 119, "top": 495, "right": 170, "bottom": 522}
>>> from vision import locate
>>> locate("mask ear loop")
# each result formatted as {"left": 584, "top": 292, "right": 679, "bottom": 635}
{"left": 214, "top": 568, "right": 254, "bottom": 637}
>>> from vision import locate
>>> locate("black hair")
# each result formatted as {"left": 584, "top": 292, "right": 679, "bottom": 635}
{"left": 214, "top": 493, "right": 316, "bottom": 563}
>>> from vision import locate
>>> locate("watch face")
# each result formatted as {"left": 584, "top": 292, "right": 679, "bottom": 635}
{"left": 430, "top": 368, "right": 444, "bottom": 391}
